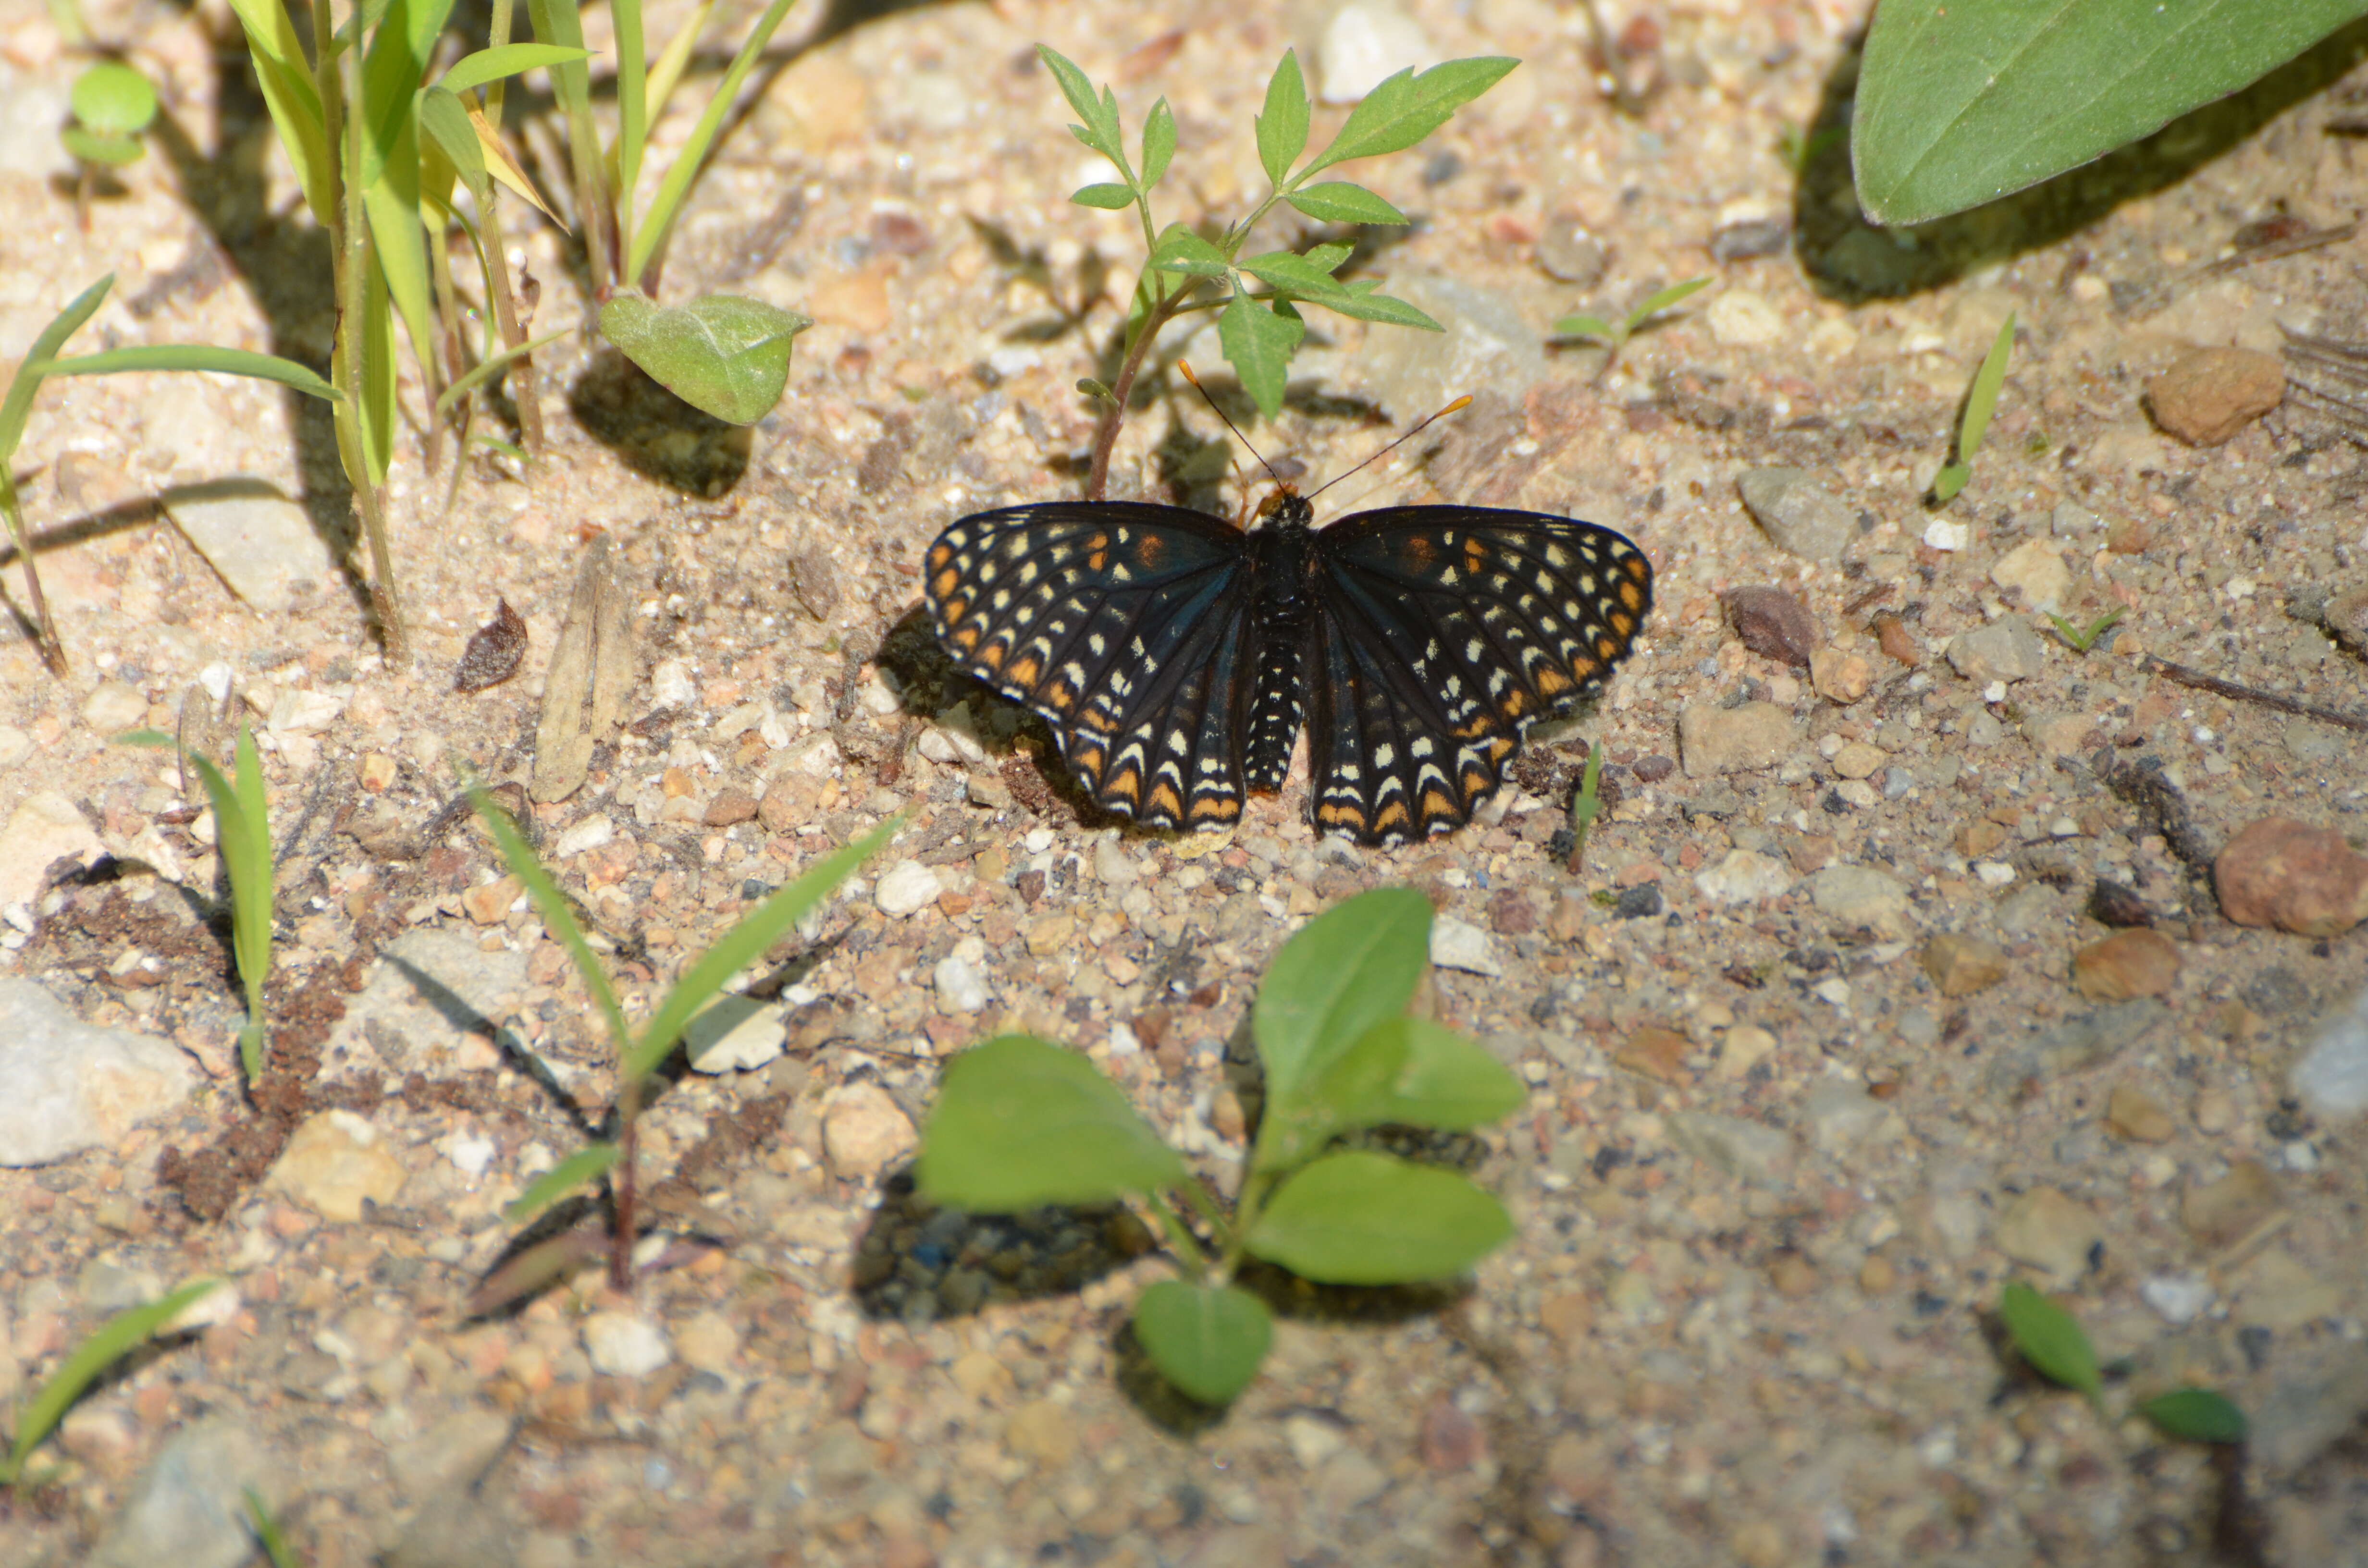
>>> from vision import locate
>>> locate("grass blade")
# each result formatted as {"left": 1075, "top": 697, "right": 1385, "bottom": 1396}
{"left": 467, "top": 780, "right": 632, "bottom": 1057}
{"left": 0, "top": 274, "right": 111, "bottom": 470}
{"left": 42, "top": 344, "right": 341, "bottom": 403}
{"left": 432, "top": 327, "right": 571, "bottom": 421}
{"left": 434, "top": 42, "right": 590, "bottom": 97}
{"left": 1956, "top": 311, "right": 2016, "bottom": 466}
{"left": 624, "top": 0, "right": 801, "bottom": 287}
{"left": 613, "top": 0, "right": 647, "bottom": 268}
{"left": 503, "top": 1140, "right": 619, "bottom": 1224}
{"left": 5, "top": 1279, "right": 220, "bottom": 1483}
{"left": 245, "top": 1487, "right": 298, "bottom": 1568}
{"left": 1622, "top": 275, "right": 1713, "bottom": 332}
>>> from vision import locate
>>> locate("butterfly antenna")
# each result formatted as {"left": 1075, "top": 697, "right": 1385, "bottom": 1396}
{"left": 1306, "top": 394, "right": 1475, "bottom": 503}
{"left": 1177, "top": 361, "right": 1285, "bottom": 488}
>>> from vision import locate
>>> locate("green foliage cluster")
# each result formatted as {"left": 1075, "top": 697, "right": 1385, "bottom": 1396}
{"left": 1551, "top": 276, "right": 1711, "bottom": 369}
{"left": 1854, "top": 0, "right": 2368, "bottom": 226}
{"left": 1039, "top": 45, "right": 1513, "bottom": 499}
{"left": 1999, "top": 1280, "right": 2247, "bottom": 1444}
{"left": 918, "top": 888, "right": 1525, "bottom": 1404}
{"left": 469, "top": 790, "right": 897, "bottom": 1298}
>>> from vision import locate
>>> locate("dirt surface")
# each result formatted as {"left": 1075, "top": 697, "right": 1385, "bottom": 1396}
{"left": 1, "top": 0, "right": 2366, "bottom": 1565}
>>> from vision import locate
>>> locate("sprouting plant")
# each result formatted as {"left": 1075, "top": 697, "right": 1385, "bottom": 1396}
{"left": 1933, "top": 311, "right": 2015, "bottom": 504}
{"left": 1551, "top": 276, "right": 1712, "bottom": 370}
{"left": 1038, "top": 44, "right": 1516, "bottom": 501}
{"left": 1998, "top": 1280, "right": 2247, "bottom": 1444}
{"left": 1777, "top": 122, "right": 1846, "bottom": 176}
{"left": 246, "top": 1487, "right": 300, "bottom": 1568}
{"left": 2047, "top": 607, "right": 2125, "bottom": 654}
{"left": 2, "top": 1279, "right": 221, "bottom": 1490}
{"left": 466, "top": 788, "right": 898, "bottom": 1300}
{"left": 122, "top": 720, "right": 276, "bottom": 1086}
{"left": 525, "top": 0, "right": 814, "bottom": 424}
{"left": 0, "top": 273, "right": 335, "bottom": 671}
{"left": 61, "top": 61, "right": 157, "bottom": 227}
{"left": 1564, "top": 740, "right": 1607, "bottom": 872}
{"left": 917, "top": 888, "right": 1525, "bottom": 1405}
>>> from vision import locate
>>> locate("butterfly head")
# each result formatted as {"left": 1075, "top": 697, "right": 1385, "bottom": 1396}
{"left": 1252, "top": 487, "right": 1315, "bottom": 533}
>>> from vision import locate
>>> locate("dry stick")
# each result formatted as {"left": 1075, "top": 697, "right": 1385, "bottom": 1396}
{"left": 3, "top": 502, "right": 66, "bottom": 674}
{"left": 2136, "top": 652, "right": 2368, "bottom": 735}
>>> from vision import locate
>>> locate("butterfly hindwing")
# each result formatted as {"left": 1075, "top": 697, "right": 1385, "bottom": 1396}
{"left": 1307, "top": 506, "right": 1654, "bottom": 839}
{"left": 925, "top": 503, "right": 1256, "bottom": 830}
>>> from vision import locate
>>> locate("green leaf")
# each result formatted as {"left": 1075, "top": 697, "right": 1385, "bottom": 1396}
{"left": 1246, "top": 1151, "right": 1514, "bottom": 1285}
{"left": 598, "top": 290, "right": 812, "bottom": 426}
{"left": 60, "top": 126, "right": 145, "bottom": 167}
{"left": 1552, "top": 313, "right": 1615, "bottom": 342}
{"left": 432, "top": 327, "right": 571, "bottom": 422}
{"left": 2138, "top": 1387, "right": 2248, "bottom": 1445}
{"left": 222, "top": 0, "right": 333, "bottom": 220}
{"left": 434, "top": 41, "right": 591, "bottom": 97}
{"left": 1134, "top": 1281, "right": 1272, "bottom": 1405}
{"left": 0, "top": 274, "right": 110, "bottom": 473}
{"left": 1147, "top": 225, "right": 1231, "bottom": 278}
{"left": 1304, "top": 56, "right": 1518, "bottom": 175}
{"left": 1301, "top": 242, "right": 1354, "bottom": 275}
{"left": 1070, "top": 182, "right": 1137, "bottom": 210}
{"left": 1140, "top": 97, "right": 1176, "bottom": 189}
{"left": 1256, "top": 49, "right": 1311, "bottom": 188}
{"left": 628, "top": 816, "right": 899, "bottom": 1082}
{"left": 72, "top": 61, "right": 158, "bottom": 135}
{"left": 1622, "top": 276, "right": 1714, "bottom": 332}
{"left": 917, "top": 1035, "right": 1187, "bottom": 1210}
{"left": 467, "top": 778, "right": 632, "bottom": 1060}
{"left": 1036, "top": 44, "right": 1120, "bottom": 161}
{"left": 5, "top": 1279, "right": 220, "bottom": 1482}
{"left": 1316, "top": 285, "right": 1441, "bottom": 331}
{"left": 1217, "top": 292, "right": 1303, "bottom": 420}
{"left": 1252, "top": 886, "right": 1431, "bottom": 1114}
{"left": 246, "top": 1486, "right": 298, "bottom": 1568}
{"left": 1999, "top": 1279, "right": 2102, "bottom": 1398}
{"left": 1237, "top": 249, "right": 1354, "bottom": 304}
{"left": 1931, "top": 460, "right": 1972, "bottom": 503}
{"left": 1853, "top": 0, "right": 2368, "bottom": 227}
{"left": 42, "top": 344, "right": 341, "bottom": 404}
{"left": 187, "top": 725, "right": 271, "bottom": 1081}
{"left": 503, "top": 1140, "right": 620, "bottom": 1224}
{"left": 1285, "top": 182, "right": 1408, "bottom": 225}
{"left": 1956, "top": 310, "right": 2016, "bottom": 465}
{"left": 1366, "top": 1018, "right": 1527, "bottom": 1129}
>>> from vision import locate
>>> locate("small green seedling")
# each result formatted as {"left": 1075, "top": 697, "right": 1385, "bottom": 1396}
{"left": 1778, "top": 123, "right": 1846, "bottom": 176}
{"left": 61, "top": 61, "right": 158, "bottom": 226}
{"left": 1552, "top": 276, "right": 1712, "bottom": 369}
{"left": 3, "top": 1279, "right": 221, "bottom": 1490}
{"left": 1, "top": 274, "right": 335, "bottom": 672}
{"left": 2047, "top": 607, "right": 2124, "bottom": 654}
{"left": 1564, "top": 740, "right": 1607, "bottom": 871}
{"left": 246, "top": 1487, "right": 299, "bottom": 1568}
{"left": 1933, "top": 312, "right": 2015, "bottom": 504}
{"left": 1037, "top": 44, "right": 1515, "bottom": 498}
{"left": 918, "top": 888, "right": 1525, "bottom": 1406}
{"left": 123, "top": 722, "right": 275, "bottom": 1087}
{"left": 469, "top": 787, "right": 898, "bottom": 1298}
{"left": 1999, "top": 1281, "right": 2247, "bottom": 1445}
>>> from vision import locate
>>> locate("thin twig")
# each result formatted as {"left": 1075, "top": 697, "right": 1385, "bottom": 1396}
{"left": 2137, "top": 652, "right": 2368, "bottom": 734}
{"left": 1085, "top": 295, "right": 1186, "bottom": 503}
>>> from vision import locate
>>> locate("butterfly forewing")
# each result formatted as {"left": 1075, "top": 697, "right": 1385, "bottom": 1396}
{"left": 925, "top": 503, "right": 1256, "bottom": 829}
{"left": 1306, "top": 507, "right": 1653, "bottom": 839}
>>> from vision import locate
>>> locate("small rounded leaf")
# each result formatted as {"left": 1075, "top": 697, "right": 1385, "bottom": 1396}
{"left": 72, "top": 63, "right": 158, "bottom": 135}
{"left": 1134, "top": 1280, "right": 1272, "bottom": 1405}
{"left": 61, "top": 125, "right": 145, "bottom": 167}
{"left": 597, "top": 290, "right": 812, "bottom": 426}
{"left": 1246, "top": 1150, "right": 1514, "bottom": 1285}
{"left": 918, "top": 1036, "right": 1186, "bottom": 1211}
{"left": 1999, "top": 1280, "right": 2101, "bottom": 1397}
{"left": 2138, "top": 1388, "right": 2247, "bottom": 1445}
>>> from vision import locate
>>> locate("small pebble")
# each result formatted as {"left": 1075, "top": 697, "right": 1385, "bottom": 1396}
{"left": 2181, "top": 1160, "right": 2283, "bottom": 1250}
{"left": 821, "top": 1083, "right": 917, "bottom": 1179}
{"left": 1710, "top": 218, "right": 1788, "bottom": 261}
{"left": 2214, "top": 817, "right": 2368, "bottom": 937}
{"left": 2140, "top": 1272, "right": 2215, "bottom": 1325}
{"left": 1990, "top": 539, "right": 2069, "bottom": 613}
{"left": 2290, "top": 987, "right": 2368, "bottom": 1124}
{"left": 2146, "top": 346, "right": 2283, "bottom": 446}
{"left": 1429, "top": 916, "right": 1502, "bottom": 977}
{"left": 2106, "top": 1082, "right": 2175, "bottom": 1143}
{"left": 2071, "top": 929, "right": 2182, "bottom": 1002}
{"left": 1809, "top": 648, "right": 1872, "bottom": 704}
{"left": 1536, "top": 220, "right": 1608, "bottom": 286}
{"left": 1692, "top": 849, "right": 1794, "bottom": 906}
{"left": 1723, "top": 587, "right": 1819, "bottom": 667}
{"left": 1678, "top": 702, "right": 1798, "bottom": 778}
{"left": 1945, "top": 619, "right": 2047, "bottom": 684}
{"left": 933, "top": 956, "right": 990, "bottom": 1015}
{"left": 1993, "top": 1185, "right": 2103, "bottom": 1284}
{"left": 583, "top": 1312, "right": 671, "bottom": 1378}
{"left": 1920, "top": 933, "right": 2007, "bottom": 998}
{"left": 873, "top": 860, "right": 944, "bottom": 918}
{"left": 1316, "top": 0, "right": 1437, "bottom": 103}
{"left": 1736, "top": 467, "right": 1852, "bottom": 562}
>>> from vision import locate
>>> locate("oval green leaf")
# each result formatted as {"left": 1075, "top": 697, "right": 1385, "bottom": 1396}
{"left": 598, "top": 290, "right": 812, "bottom": 426}
{"left": 1134, "top": 1280, "right": 1272, "bottom": 1405}
{"left": 1069, "top": 182, "right": 1137, "bottom": 210}
{"left": 2137, "top": 1387, "right": 2248, "bottom": 1445}
{"left": 1305, "top": 57, "right": 1518, "bottom": 175}
{"left": 917, "top": 1035, "right": 1186, "bottom": 1211}
{"left": 1285, "top": 182, "right": 1408, "bottom": 225}
{"left": 61, "top": 126, "right": 144, "bottom": 167}
{"left": 1854, "top": 0, "right": 2368, "bottom": 227}
{"left": 1246, "top": 1150, "right": 1514, "bottom": 1285}
{"left": 1252, "top": 886, "right": 1430, "bottom": 1112}
{"left": 1257, "top": 49, "right": 1311, "bottom": 188}
{"left": 1216, "top": 291, "right": 1303, "bottom": 420}
{"left": 1999, "top": 1279, "right": 2101, "bottom": 1397}
{"left": 72, "top": 62, "right": 158, "bottom": 135}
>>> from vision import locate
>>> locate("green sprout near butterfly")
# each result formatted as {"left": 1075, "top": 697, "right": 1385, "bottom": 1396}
{"left": 61, "top": 61, "right": 157, "bottom": 227}
{"left": 464, "top": 786, "right": 897, "bottom": 1304}
{"left": 2047, "top": 607, "right": 2125, "bottom": 654}
{"left": 917, "top": 888, "right": 1525, "bottom": 1406}
{"left": 1933, "top": 312, "right": 2016, "bottom": 504}
{"left": 3, "top": 1280, "right": 222, "bottom": 1491}
{"left": 1564, "top": 740, "right": 1607, "bottom": 872}
{"left": 1036, "top": 44, "right": 1517, "bottom": 502}
{"left": 1999, "top": 1280, "right": 2247, "bottom": 1444}
{"left": 1552, "top": 276, "right": 1712, "bottom": 370}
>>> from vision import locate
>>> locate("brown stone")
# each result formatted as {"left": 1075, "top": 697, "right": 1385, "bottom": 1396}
{"left": 1768, "top": 1253, "right": 1817, "bottom": 1297}
{"left": 1539, "top": 1290, "right": 1594, "bottom": 1349}
{"left": 2146, "top": 347, "right": 2284, "bottom": 446}
{"left": 1921, "top": 932, "right": 2009, "bottom": 998}
{"left": 1615, "top": 1026, "right": 1693, "bottom": 1084}
{"left": 2071, "top": 929, "right": 2182, "bottom": 1001}
{"left": 1810, "top": 647, "right": 1872, "bottom": 704}
{"left": 2106, "top": 1083, "right": 2175, "bottom": 1143}
{"left": 1873, "top": 612, "right": 1920, "bottom": 665}
{"left": 2214, "top": 817, "right": 2368, "bottom": 937}
{"left": 703, "top": 786, "right": 759, "bottom": 826}
{"left": 1723, "top": 587, "right": 1819, "bottom": 668}
{"left": 1546, "top": 891, "right": 1590, "bottom": 942}
{"left": 2182, "top": 1160, "right": 2283, "bottom": 1251}
{"left": 1956, "top": 820, "right": 2009, "bottom": 858}
{"left": 460, "top": 874, "right": 523, "bottom": 925}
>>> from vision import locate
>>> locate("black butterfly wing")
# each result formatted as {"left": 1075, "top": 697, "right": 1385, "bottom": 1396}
{"left": 925, "top": 502, "right": 1256, "bottom": 830}
{"left": 1307, "top": 506, "right": 1653, "bottom": 842}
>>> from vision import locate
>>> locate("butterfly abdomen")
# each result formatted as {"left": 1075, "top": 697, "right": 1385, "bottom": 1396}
{"left": 1239, "top": 514, "right": 1316, "bottom": 794}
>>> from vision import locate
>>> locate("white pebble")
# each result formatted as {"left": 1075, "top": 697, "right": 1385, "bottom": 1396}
{"left": 1429, "top": 915, "right": 1501, "bottom": 977}
{"left": 934, "top": 956, "right": 989, "bottom": 1014}
{"left": 2140, "top": 1273, "right": 2215, "bottom": 1325}
{"left": 873, "top": 860, "right": 943, "bottom": 917}
{"left": 582, "top": 1312, "right": 672, "bottom": 1377}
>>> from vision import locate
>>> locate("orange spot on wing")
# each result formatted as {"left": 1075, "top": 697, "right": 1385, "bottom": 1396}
{"left": 1419, "top": 787, "right": 1458, "bottom": 822}
{"left": 1501, "top": 690, "right": 1529, "bottom": 718}
{"left": 1136, "top": 534, "right": 1167, "bottom": 568}
{"left": 928, "top": 543, "right": 954, "bottom": 569}
{"left": 1569, "top": 654, "right": 1599, "bottom": 679}
{"left": 1536, "top": 668, "right": 1571, "bottom": 695}
{"left": 1609, "top": 611, "right": 1634, "bottom": 636}
{"left": 1147, "top": 781, "right": 1184, "bottom": 820}
{"left": 1595, "top": 636, "right": 1621, "bottom": 662}
{"left": 1103, "top": 765, "right": 1143, "bottom": 806}
{"left": 955, "top": 625, "right": 983, "bottom": 651}
{"left": 932, "top": 568, "right": 960, "bottom": 598}
{"left": 1486, "top": 737, "right": 1515, "bottom": 764}
{"left": 1191, "top": 795, "right": 1240, "bottom": 821}
{"left": 1372, "top": 799, "right": 1410, "bottom": 834}
{"left": 1006, "top": 654, "right": 1041, "bottom": 686}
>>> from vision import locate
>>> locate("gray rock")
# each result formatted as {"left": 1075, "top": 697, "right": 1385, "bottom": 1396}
{"left": 0, "top": 980, "right": 195, "bottom": 1167}
{"left": 161, "top": 479, "right": 339, "bottom": 613}
{"left": 933, "top": 956, "right": 989, "bottom": 1014}
{"left": 0, "top": 789, "right": 105, "bottom": 910}
{"left": 1984, "top": 1000, "right": 2166, "bottom": 1093}
{"left": 1678, "top": 701, "right": 1798, "bottom": 777}
{"left": 1809, "top": 865, "right": 1911, "bottom": 939}
{"left": 1737, "top": 468, "right": 1853, "bottom": 562}
{"left": 322, "top": 927, "right": 530, "bottom": 1079}
{"left": 2251, "top": 1341, "right": 2368, "bottom": 1477}
{"left": 2282, "top": 717, "right": 2346, "bottom": 765}
{"left": 1946, "top": 618, "right": 2048, "bottom": 684}
{"left": 2050, "top": 501, "right": 2103, "bottom": 538}
{"left": 1429, "top": 916, "right": 1502, "bottom": 977}
{"left": 390, "top": 1409, "right": 513, "bottom": 1500}
{"left": 2291, "top": 988, "right": 2368, "bottom": 1124}
{"left": 582, "top": 1311, "right": 671, "bottom": 1377}
{"left": 1352, "top": 272, "right": 1547, "bottom": 421}
{"left": 1692, "top": 849, "right": 1795, "bottom": 907}
{"left": 1801, "top": 1078, "right": 1886, "bottom": 1155}
{"left": 1536, "top": 220, "right": 1607, "bottom": 286}
{"left": 88, "top": 1419, "right": 276, "bottom": 1568}
{"left": 1666, "top": 1111, "right": 1796, "bottom": 1188}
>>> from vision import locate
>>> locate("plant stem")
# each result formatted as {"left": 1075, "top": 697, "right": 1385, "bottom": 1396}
{"left": 336, "top": 27, "right": 406, "bottom": 662}
{"left": 610, "top": 1080, "right": 640, "bottom": 1291}
{"left": 478, "top": 0, "right": 544, "bottom": 460}
{"left": 2, "top": 486, "right": 67, "bottom": 675}
{"left": 1086, "top": 291, "right": 1188, "bottom": 502}
{"left": 1139, "top": 1192, "right": 1210, "bottom": 1276}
